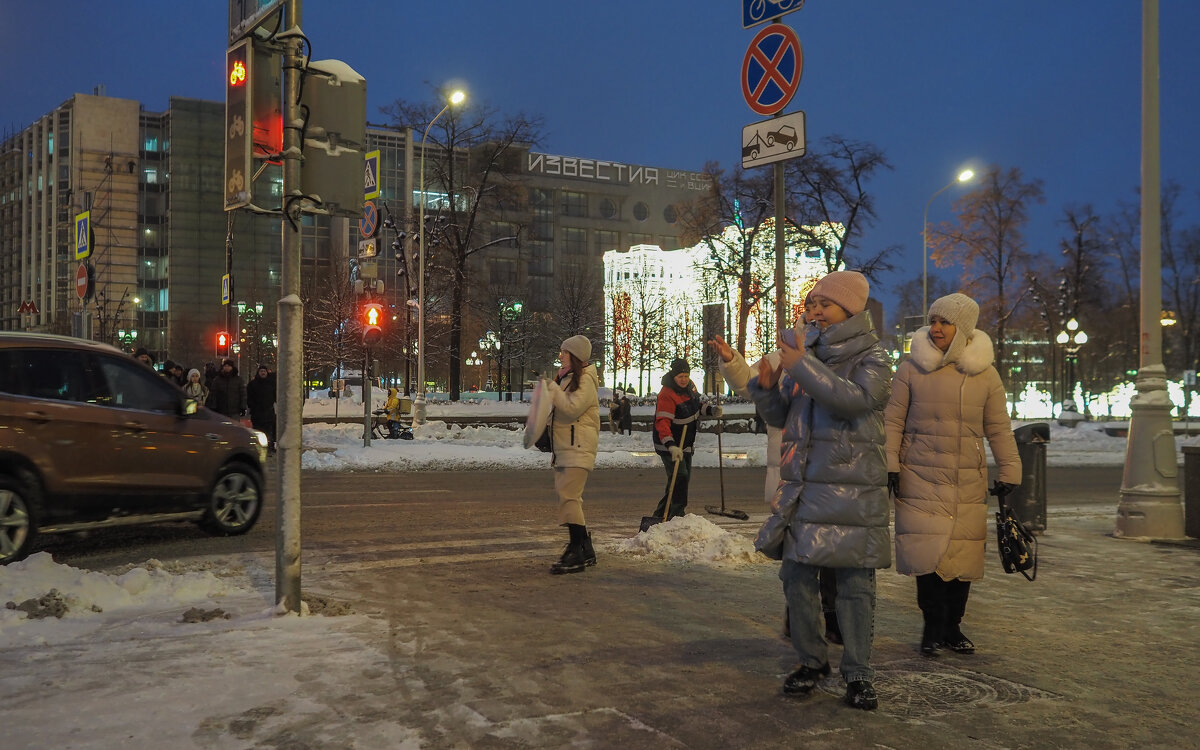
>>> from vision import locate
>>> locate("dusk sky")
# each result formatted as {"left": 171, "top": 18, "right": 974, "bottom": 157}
{"left": 3, "top": 1, "right": 1198, "bottom": 321}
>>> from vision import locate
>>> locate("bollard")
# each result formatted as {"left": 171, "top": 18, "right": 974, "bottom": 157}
{"left": 1009, "top": 423, "right": 1050, "bottom": 532}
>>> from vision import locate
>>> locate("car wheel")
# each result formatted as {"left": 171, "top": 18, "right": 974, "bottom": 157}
{"left": 200, "top": 463, "right": 262, "bottom": 536}
{"left": 0, "top": 475, "right": 38, "bottom": 564}
{"left": 785, "top": 140, "right": 795, "bottom": 151}
{"left": 766, "top": 135, "right": 776, "bottom": 147}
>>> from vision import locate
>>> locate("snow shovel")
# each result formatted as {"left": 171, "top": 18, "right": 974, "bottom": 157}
{"left": 640, "top": 424, "right": 687, "bottom": 533}
{"left": 705, "top": 390, "right": 749, "bottom": 521}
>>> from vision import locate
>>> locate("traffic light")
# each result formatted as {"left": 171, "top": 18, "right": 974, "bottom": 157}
{"left": 216, "top": 331, "right": 231, "bottom": 358}
{"left": 225, "top": 38, "right": 282, "bottom": 211}
{"left": 361, "top": 303, "right": 384, "bottom": 346}
{"left": 300, "top": 59, "right": 367, "bottom": 217}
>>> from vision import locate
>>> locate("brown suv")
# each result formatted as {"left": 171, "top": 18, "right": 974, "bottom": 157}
{"left": 0, "top": 332, "right": 267, "bottom": 563}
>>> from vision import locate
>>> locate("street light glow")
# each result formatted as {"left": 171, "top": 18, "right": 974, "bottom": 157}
{"left": 414, "top": 87, "right": 468, "bottom": 427}
{"left": 923, "top": 166, "right": 978, "bottom": 313}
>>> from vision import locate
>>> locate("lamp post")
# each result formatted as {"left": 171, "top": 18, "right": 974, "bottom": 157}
{"left": 1055, "top": 317, "right": 1088, "bottom": 406}
{"left": 479, "top": 331, "right": 500, "bottom": 392}
{"left": 413, "top": 89, "right": 466, "bottom": 427}
{"left": 465, "top": 350, "right": 483, "bottom": 390}
{"left": 922, "top": 168, "right": 975, "bottom": 314}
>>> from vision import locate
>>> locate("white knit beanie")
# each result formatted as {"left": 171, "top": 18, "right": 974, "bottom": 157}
{"left": 928, "top": 293, "right": 979, "bottom": 332}
{"left": 561, "top": 334, "right": 592, "bottom": 363}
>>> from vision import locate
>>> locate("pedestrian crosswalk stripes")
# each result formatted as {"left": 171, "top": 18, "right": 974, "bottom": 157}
{"left": 307, "top": 516, "right": 765, "bottom": 572}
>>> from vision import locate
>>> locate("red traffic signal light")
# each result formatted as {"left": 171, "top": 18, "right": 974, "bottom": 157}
{"left": 361, "top": 303, "right": 384, "bottom": 346}
{"left": 216, "top": 331, "right": 230, "bottom": 357}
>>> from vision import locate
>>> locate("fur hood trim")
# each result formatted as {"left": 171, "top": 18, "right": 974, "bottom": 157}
{"left": 909, "top": 326, "right": 995, "bottom": 375}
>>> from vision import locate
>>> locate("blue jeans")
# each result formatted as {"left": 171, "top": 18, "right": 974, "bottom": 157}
{"left": 780, "top": 560, "right": 876, "bottom": 683}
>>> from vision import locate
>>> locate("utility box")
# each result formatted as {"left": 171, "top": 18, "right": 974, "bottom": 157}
{"left": 1184, "top": 446, "right": 1200, "bottom": 539}
{"left": 1009, "top": 422, "right": 1050, "bottom": 532}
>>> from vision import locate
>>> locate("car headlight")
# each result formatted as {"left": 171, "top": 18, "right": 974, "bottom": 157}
{"left": 252, "top": 430, "right": 269, "bottom": 448}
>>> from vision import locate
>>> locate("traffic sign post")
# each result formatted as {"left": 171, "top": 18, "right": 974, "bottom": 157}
{"left": 364, "top": 150, "right": 380, "bottom": 200}
{"left": 75, "top": 263, "right": 91, "bottom": 302}
{"left": 742, "top": 0, "right": 804, "bottom": 29}
{"left": 741, "top": 23, "right": 803, "bottom": 116}
{"left": 359, "top": 199, "right": 378, "bottom": 238}
{"left": 74, "top": 211, "right": 91, "bottom": 260}
{"left": 741, "top": 111, "right": 806, "bottom": 169}
{"left": 221, "top": 274, "right": 231, "bottom": 305}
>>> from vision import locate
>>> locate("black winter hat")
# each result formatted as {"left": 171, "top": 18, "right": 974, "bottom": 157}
{"left": 668, "top": 358, "right": 691, "bottom": 377}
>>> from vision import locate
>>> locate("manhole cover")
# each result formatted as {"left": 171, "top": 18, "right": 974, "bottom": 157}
{"left": 816, "top": 659, "right": 1059, "bottom": 718}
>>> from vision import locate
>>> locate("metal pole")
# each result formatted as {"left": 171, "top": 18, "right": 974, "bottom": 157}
{"left": 773, "top": 162, "right": 786, "bottom": 336}
{"left": 363, "top": 348, "right": 372, "bottom": 447}
{"left": 1116, "top": 0, "right": 1185, "bottom": 539}
{"left": 275, "top": 0, "right": 304, "bottom": 612}
{"left": 922, "top": 181, "right": 954, "bottom": 316}
{"left": 414, "top": 102, "right": 453, "bottom": 427}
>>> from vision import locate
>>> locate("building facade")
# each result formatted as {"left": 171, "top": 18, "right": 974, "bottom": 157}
{"left": 2, "top": 93, "right": 713, "bottom": 389}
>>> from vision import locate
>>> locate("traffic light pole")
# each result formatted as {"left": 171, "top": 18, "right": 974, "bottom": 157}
{"left": 275, "top": 0, "right": 304, "bottom": 613}
{"left": 363, "top": 347, "right": 372, "bottom": 447}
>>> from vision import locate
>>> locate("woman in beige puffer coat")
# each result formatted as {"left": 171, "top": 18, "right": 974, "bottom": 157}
{"left": 884, "top": 293, "right": 1021, "bottom": 657}
{"left": 543, "top": 334, "right": 601, "bottom": 575}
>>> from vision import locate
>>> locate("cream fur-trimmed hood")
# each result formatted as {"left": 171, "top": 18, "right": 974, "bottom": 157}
{"left": 909, "top": 326, "right": 995, "bottom": 376}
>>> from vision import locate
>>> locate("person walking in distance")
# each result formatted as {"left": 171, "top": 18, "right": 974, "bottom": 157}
{"left": 206, "top": 359, "right": 247, "bottom": 421}
{"left": 246, "top": 364, "right": 277, "bottom": 450}
{"left": 543, "top": 335, "right": 601, "bottom": 574}
{"left": 749, "top": 270, "right": 892, "bottom": 711}
{"left": 182, "top": 368, "right": 209, "bottom": 411}
{"left": 647, "top": 358, "right": 722, "bottom": 521}
{"left": 884, "top": 293, "right": 1021, "bottom": 657}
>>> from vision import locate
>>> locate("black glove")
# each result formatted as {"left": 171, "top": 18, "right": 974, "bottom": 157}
{"left": 887, "top": 472, "right": 900, "bottom": 498}
{"left": 990, "top": 480, "right": 1018, "bottom": 497}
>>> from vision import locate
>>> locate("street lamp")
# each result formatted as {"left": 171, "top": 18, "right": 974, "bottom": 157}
{"left": 922, "top": 168, "right": 975, "bottom": 314}
{"left": 1055, "top": 317, "right": 1088, "bottom": 406}
{"left": 413, "top": 88, "right": 466, "bottom": 427}
{"left": 465, "top": 350, "right": 483, "bottom": 390}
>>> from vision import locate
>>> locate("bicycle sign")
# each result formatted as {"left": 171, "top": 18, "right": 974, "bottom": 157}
{"left": 743, "top": 0, "right": 804, "bottom": 29}
{"left": 742, "top": 23, "right": 803, "bottom": 116}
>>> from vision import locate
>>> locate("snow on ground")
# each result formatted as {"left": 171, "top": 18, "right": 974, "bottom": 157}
{"left": 3, "top": 395, "right": 1198, "bottom": 748}
{"left": 607, "top": 514, "right": 769, "bottom": 567}
{"left": 300, "top": 393, "right": 1197, "bottom": 471}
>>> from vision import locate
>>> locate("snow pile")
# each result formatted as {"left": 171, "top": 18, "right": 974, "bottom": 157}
{"left": 0, "top": 553, "right": 238, "bottom": 623}
{"left": 608, "top": 514, "right": 770, "bottom": 567}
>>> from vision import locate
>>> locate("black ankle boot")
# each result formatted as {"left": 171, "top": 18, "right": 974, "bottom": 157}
{"left": 581, "top": 532, "right": 597, "bottom": 566}
{"left": 551, "top": 524, "right": 589, "bottom": 575}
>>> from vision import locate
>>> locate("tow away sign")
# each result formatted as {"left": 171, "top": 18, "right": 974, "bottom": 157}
{"left": 741, "top": 111, "right": 806, "bottom": 169}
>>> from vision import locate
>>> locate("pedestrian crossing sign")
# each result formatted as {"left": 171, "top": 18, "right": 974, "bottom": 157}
{"left": 74, "top": 211, "right": 91, "bottom": 260}
{"left": 364, "top": 150, "right": 380, "bottom": 200}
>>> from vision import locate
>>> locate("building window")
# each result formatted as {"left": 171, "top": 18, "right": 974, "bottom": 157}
{"left": 599, "top": 197, "right": 617, "bottom": 219}
{"left": 633, "top": 202, "right": 649, "bottom": 221}
{"left": 561, "top": 190, "right": 586, "bottom": 217}
{"left": 490, "top": 259, "right": 517, "bottom": 285}
{"left": 595, "top": 230, "right": 619, "bottom": 255}
{"left": 562, "top": 227, "right": 586, "bottom": 255}
{"left": 630, "top": 233, "right": 653, "bottom": 247}
{"left": 663, "top": 205, "right": 678, "bottom": 223}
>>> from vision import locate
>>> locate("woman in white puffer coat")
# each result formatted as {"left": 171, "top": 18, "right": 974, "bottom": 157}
{"left": 884, "top": 293, "right": 1021, "bottom": 657}
{"left": 543, "top": 334, "right": 601, "bottom": 575}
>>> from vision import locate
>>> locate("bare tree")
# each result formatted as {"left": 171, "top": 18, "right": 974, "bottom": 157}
{"left": 674, "top": 162, "right": 776, "bottom": 355}
{"left": 545, "top": 263, "right": 605, "bottom": 376}
{"left": 785, "top": 134, "right": 898, "bottom": 276}
{"left": 1159, "top": 183, "right": 1200, "bottom": 413}
{"left": 928, "top": 165, "right": 1044, "bottom": 379}
{"left": 302, "top": 267, "right": 359, "bottom": 385}
{"left": 383, "top": 96, "right": 543, "bottom": 401}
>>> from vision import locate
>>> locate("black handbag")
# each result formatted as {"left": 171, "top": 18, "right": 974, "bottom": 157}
{"left": 534, "top": 427, "right": 552, "bottom": 453}
{"left": 992, "top": 484, "right": 1037, "bottom": 581}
